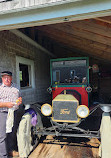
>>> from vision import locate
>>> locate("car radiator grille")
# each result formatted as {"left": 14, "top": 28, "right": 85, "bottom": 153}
{"left": 52, "top": 100, "right": 79, "bottom": 123}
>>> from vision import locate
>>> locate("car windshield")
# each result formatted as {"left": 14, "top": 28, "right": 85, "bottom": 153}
{"left": 51, "top": 59, "right": 88, "bottom": 85}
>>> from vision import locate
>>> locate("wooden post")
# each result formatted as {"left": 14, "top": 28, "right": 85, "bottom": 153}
{"left": 99, "top": 112, "right": 111, "bottom": 158}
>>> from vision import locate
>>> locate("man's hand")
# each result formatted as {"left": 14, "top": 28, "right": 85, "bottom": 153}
{"left": 0, "top": 97, "right": 22, "bottom": 108}
{"left": 16, "top": 97, "right": 22, "bottom": 105}
{"left": 6, "top": 102, "right": 15, "bottom": 108}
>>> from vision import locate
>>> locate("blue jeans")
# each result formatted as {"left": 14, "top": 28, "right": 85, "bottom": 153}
{"left": 0, "top": 111, "right": 8, "bottom": 158}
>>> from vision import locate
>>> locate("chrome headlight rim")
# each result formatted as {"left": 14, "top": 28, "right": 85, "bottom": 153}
{"left": 76, "top": 105, "right": 89, "bottom": 118}
{"left": 41, "top": 103, "right": 52, "bottom": 116}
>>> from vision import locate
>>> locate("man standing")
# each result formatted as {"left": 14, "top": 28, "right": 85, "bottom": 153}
{"left": 0, "top": 71, "right": 22, "bottom": 158}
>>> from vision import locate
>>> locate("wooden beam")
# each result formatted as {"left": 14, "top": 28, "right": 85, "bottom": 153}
{"left": 48, "top": 23, "right": 111, "bottom": 46}
{"left": 67, "top": 20, "right": 111, "bottom": 38}
{"left": 37, "top": 24, "right": 111, "bottom": 54}
{"left": 95, "top": 17, "right": 111, "bottom": 24}
{"left": 37, "top": 27, "right": 111, "bottom": 61}
{"left": 10, "top": 29, "right": 56, "bottom": 57}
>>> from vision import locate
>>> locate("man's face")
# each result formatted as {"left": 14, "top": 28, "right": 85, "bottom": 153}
{"left": 2, "top": 75, "right": 12, "bottom": 87}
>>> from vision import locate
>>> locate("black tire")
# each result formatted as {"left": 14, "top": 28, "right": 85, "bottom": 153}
{"left": 17, "top": 104, "right": 43, "bottom": 157}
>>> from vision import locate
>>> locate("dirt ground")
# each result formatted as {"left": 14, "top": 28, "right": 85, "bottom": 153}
{"left": 28, "top": 136, "right": 100, "bottom": 158}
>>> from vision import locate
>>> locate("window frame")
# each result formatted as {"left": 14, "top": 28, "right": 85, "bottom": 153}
{"left": 16, "top": 56, "right": 35, "bottom": 90}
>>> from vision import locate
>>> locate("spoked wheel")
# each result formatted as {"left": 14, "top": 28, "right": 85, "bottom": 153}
{"left": 17, "top": 106, "right": 43, "bottom": 158}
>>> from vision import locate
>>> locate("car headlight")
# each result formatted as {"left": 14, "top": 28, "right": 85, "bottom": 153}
{"left": 41, "top": 103, "right": 52, "bottom": 116}
{"left": 76, "top": 105, "right": 89, "bottom": 118}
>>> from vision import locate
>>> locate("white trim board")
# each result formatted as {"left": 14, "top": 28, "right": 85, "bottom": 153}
{"left": 0, "top": 0, "right": 111, "bottom": 30}
{"left": 16, "top": 56, "right": 35, "bottom": 90}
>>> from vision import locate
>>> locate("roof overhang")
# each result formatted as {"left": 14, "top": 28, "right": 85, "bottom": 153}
{"left": 0, "top": 0, "right": 111, "bottom": 30}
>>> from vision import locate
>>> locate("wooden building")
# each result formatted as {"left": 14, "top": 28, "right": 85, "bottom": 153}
{"left": 0, "top": 0, "right": 111, "bottom": 104}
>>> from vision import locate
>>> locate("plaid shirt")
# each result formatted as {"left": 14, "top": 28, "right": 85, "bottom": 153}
{"left": 0, "top": 83, "right": 20, "bottom": 112}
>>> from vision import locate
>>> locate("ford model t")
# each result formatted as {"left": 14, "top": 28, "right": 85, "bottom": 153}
{"left": 18, "top": 57, "right": 111, "bottom": 157}
{"left": 40, "top": 57, "right": 101, "bottom": 138}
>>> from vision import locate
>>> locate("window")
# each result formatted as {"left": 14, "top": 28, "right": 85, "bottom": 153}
{"left": 19, "top": 63, "right": 30, "bottom": 87}
{"left": 53, "top": 70, "right": 60, "bottom": 83}
{"left": 51, "top": 59, "right": 88, "bottom": 85}
{"left": 16, "top": 56, "right": 35, "bottom": 89}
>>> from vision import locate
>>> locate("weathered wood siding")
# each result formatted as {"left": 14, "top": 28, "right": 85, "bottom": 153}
{"left": 0, "top": 0, "right": 79, "bottom": 13}
{"left": 0, "top": 30, "right": 51, "bottom": 104}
